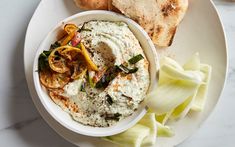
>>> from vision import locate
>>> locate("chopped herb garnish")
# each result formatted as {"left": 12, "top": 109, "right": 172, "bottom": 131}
{"left": 128, "top": 67, "right": 138, "bottom": 73}
{"left": 121, "top": 94, "right": 133, "bottom": 101}
{"left": 128, "top": 54, "right": 144, "bottom": 64}
{"left": 95, "top": 80, "right": 103, "bottom": 88}
{"left": 38, "top": 50, "right": 52, "bottom": 71}
{"left": 79, "top": 22, "right": 92, "bottom": 32}
{"left": 95, "top": 75, "right": 110, "bottom": 88}
{"left": 95, "top": 75, "right": 107, "bottom": 88}
{"left": 117, "top": 64, "right": 138, "bottom": 74}
{"left": 50, "top": 41, "right": 61, "bottom": 50}
{"left": 95, "top": 73, "right": 117, "bottom": 88}
{"left": 80, "top": 82, "right": 86, "bottom": 92}
{"left": 95, "top": 66, "right": 119, "bottom": 89}
{"left": 106, "top": 94, "right": 113, "bottom": 105}
{"left": 105, "top": 113, "right": 122, "bottom": 121}
{"left": 95, "top": 64, "right": 139, "bottom": 89}
{"left": 80, "top": 28, "right": 92, "bottom": 32}
{"left": 114, "top": 113, "right": 121, "bottom": 118}
{"left": 43, "top": 50, "right": 51, "bottom": 56}
{"left": 79, "top": 23, "right": 85, "bottom": 32}
{"left": 118, "top": 64, "right": 129, "bottom": 73}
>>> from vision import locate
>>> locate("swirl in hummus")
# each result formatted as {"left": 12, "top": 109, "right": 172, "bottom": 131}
{"left": 38, "top": 20, "right": 150, "bottom": 127}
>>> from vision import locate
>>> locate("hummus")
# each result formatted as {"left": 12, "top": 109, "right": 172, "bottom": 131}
{"left": 48, "top": 21, "right": 150, "bottom": 127}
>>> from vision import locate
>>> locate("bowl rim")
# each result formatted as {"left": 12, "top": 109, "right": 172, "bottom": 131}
{"left": 33, "top": 10, "right": 158, "bottom": 137}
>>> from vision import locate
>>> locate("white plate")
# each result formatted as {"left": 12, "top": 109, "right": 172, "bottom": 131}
{"left": 24, "top": 0, "right": 227, "bottom": 147}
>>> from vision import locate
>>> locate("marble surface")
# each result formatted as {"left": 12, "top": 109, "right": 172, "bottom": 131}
{"left": 0, "top": 0, "right": 234, "bottom": 146}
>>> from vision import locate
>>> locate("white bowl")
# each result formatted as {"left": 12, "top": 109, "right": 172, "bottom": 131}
{"left": 33, "top": 10, "right": 158, "bottom": 137}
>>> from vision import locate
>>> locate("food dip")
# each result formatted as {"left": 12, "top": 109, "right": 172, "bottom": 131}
{"left": 39, "top": 20, "right": 150, "bottom": 127}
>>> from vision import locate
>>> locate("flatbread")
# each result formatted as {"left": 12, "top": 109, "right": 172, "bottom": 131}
{"left": 112, "top": 0, "right": 188, "bottom": 47}
{"left": 74, "top": 0, "right": 109, "bottom": 10}
{"left": 74, "top": 0, "right": 120, "bottom": 12}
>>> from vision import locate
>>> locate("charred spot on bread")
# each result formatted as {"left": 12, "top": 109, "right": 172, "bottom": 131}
{"left": 161, "top": 0, "right": 181, "bottom": 17}
{"left": 152, "top": 25, "right": 163, "bottom": 43}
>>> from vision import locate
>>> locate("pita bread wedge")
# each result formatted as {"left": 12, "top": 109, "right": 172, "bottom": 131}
{"left": 74, "top": 0, "right": 109, "bottom": 10}
{"left": 74, "top": 0, "right": 120, "bottom": 12}
{"left": 112, "top": 0, "right": 188, "bottom": 47}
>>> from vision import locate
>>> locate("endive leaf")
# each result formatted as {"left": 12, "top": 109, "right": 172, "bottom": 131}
{"left": 160, "top": 57, "right": 184, "bottom": 70}
{"left": 160, "top": 64, "right": 204, "bottom": 84}
{"left": 103, "top": 124, "right": 150, "bottom": 147}
{"left": 155, "top": 110, "right": 173, "bottom": 125}
{"left": 146, "top": 54, "right": 205, "bottom": 115}
{"left": 156, "top": 121, "right": 174, "bottom": 137}
{"left": 169, "top": 57, "right": 209, "bottom": 118}
{"left": 139, "top": 113, "right": 157, "bottom": 146}
{"left": 191, "top": 64, "right": 212, "bottom": 111}
{"left": 146, "top": 80, "right": 200, "bottom": 115}
{"left": 159, "top": 57, "right": 183, "bottom": 84}
{"left": 170, "top": 92, "right": 197, "bottom": 120}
